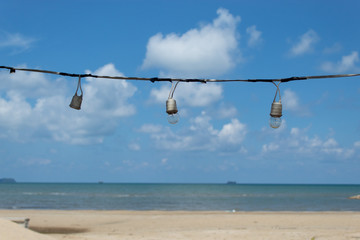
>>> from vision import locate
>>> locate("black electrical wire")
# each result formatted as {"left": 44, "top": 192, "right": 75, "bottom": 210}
{"left": 1, "top": 65, "right": 360, "bottom": 83}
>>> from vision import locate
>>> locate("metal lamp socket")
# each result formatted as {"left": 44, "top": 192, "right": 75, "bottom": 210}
{"left": 270, "top": 101, "right": 282, "bottom": 118}
{"left": 166, "top": 98, "right": 178, "bottom": 114}
{"left": 69, "top": 94, "right": 83, "bottom": 110}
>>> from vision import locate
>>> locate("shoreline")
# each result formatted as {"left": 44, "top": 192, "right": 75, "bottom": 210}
{"left": 1, "top": 210, "right": 360, "bottom": 239}
{"left": 2, "top": 209, "right": 360, "bottom": 212}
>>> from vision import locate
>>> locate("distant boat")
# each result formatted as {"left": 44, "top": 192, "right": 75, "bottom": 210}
{"left": 98, "top": 181, "right": 104, "bottom": 184}
{"left": 226, "top": 181, "right": 237, "bottom": 185}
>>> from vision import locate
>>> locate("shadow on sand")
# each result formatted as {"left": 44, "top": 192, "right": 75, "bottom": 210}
{"left": 30, "top": 226, "right": 88, "bottom": 234}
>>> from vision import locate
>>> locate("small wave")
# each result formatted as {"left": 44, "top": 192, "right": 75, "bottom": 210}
{"left": 22, "top": 192, "right": 41, "bottom": 195}
{"left": 49, "top": 192, "right": 68, "bottom": 196}
{"left": 225, "top": 209, "right": 237, "bottom": 213}
{"left": 22, "top": 192, "right": 68, "bottom": 196}
{"left": 115, "top": 194, "right": 130, "bottom": 198}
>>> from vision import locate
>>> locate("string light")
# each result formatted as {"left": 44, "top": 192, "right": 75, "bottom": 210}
{"left": 269, "top": 81, "right": 282, "bottom": 129}
{"left": 2, "top": 66, "right": 359, "bottom": 83}
{"left": 1, "top": 65, "right": 360, "bottom": 129}
{"left": 166, "top": 81, "right": 180, "bottom": 124}
{"left": 69, "top": 76, "right": 83, "bottom": 110}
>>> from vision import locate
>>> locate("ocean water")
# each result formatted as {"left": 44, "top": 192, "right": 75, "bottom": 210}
{"left": 0, "top": 183, "right": 359, "bottom": 211}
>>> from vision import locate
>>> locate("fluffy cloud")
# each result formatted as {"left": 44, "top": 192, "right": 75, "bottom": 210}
{"left": 323, "top": 43, "right": 342, "bottom": 54}
{"left": 150, "top": 82, "right": 223, "bottom": 107}
{"left": 0, "top": 32, "right": 36, "bottom": 52}
{"left": 289, "top": 29, "right": 319, "bottom": 56}
{"left": 0, "top": 64, "right": 137, "bottom": 144}
{"left": 218, "top": 119, "right": 246, "bottom": 144}
{"left": 139, "top": 124, "right": 163, "bottom": 133}
{"left": 139, "top": 112, "right": 247, "bottom": 152}
{"left": 262, "top": 142, "right": 280, "bottom": 153}
{"left": 354, "top": 141, "right": 360, "bottom": 148}
{"left": 246, "top": 25, "right": 262, "bottom": 47}
{"left": 215, "top": 104, "right": 238, "bottom": 119}
{"left": 142, "top": 8, "right": 240, "bottom": 77}
{"left": 128, "top": 143, "right": 141, "bottom": 151}
{"left": 283, "top": 89, "right": 299, "bottom": 109}
{"left": 84, "top": 64, "right": 136, "bottom": 117}
{"left": 261, "top": 126, "right": 356, "bottom": 160}
{"left": 282, "top": 89, "right": 310, "bottom": 116}
{"left": 161, "top": 158, "right": 168, "bottom": 164}
{"left": 0, "top": 67, "right": 60, "bottom": 97}
{"left": 321, "top": 51, "right": 359, "bottom": 73}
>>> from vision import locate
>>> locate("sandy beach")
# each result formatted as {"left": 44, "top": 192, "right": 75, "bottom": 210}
{"left": 0, "top": 210, "right": 359, "bottom": 240}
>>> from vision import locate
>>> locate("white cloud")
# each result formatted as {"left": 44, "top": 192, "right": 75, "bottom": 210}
{"left": 138, "top": 124, "right": 163, "bottom": 133}
{"left": 261, "top": 127, "right": 356, "bottom": 159}
{"left": 128, "top": 143, "right": 141, "bottom": 151}
{"left": 216, "top": 104, "right": 238, "bottom": 118}
{"left": 321, "top": 51, "right": 359, "bottom": 73}
{"left": 354, "top": 141, "right": 360, "bottom": 148}
{"left": 0, "top": 66, "right": 64, "bottom": 98}
{"left": 0, "top": 91, "right": 32, "bottom": 128}
{"left": 0, "top": 63, "right": 137, "bottom": 144}
{"left": 142, "top": 8, "right": 241, "bottom": 77}
{"left": 84, "top": 64, "right": 136, "bottom": 117}
{"left": 246, "top": 25, "right": 262, "bottom": 47}
{"left": 150, "top": 82, "right": 223, "bottom": 107}
{"left": 290, "top": 127, "right": 300, "bottom": 136}
{"left": 323, "top": 43, "right": 342, "bottom": 54}
{"left": 282, "top": 89, "right": 310, "bottom": 116}
{"left": 283, "top": 89, "right": 299, "bottom": 110}
{"left": 139, "top": 112, "right": 247, "bottom": 152}
{"left": 289, "top": 29, "right": 319, "bottom": 56}
{"left": 323, "top": 138, "right": 338, "bottom": 148}
{"left": 262, "top": 142, "right": 280, "bottom": 153}
{"left": 0, "top": 32, "right": 36, "bottom": 52}
{"left": 218, "top": 119, "right": 247, "bottom": 144}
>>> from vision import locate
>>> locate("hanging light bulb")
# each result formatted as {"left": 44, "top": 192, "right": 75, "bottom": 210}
{"left": 69, "top": 76, "right": 83, "bottom": 110}
{"left": 166, "top": 81, "right": 180, "bottom": 124}
{"left": 269, "top": 101, "right": 282, "bottom": 128}
{"left": 166, "top": 98, "right": 179, "bottom": 124}
{"left": 269, "top": 81, "right": 283, "bottom": 129}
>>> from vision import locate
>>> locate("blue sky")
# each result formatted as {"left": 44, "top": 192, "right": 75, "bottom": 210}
{"left": 0, "top": 0, "right": 360, "bottom": 183}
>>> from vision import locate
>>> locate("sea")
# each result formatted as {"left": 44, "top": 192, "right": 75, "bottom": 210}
{"left": 0, "top": 183, "right": 359, "bottom": 211}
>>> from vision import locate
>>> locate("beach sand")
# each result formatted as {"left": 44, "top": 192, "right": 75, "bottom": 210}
{"left": 0, "top": 210, "right": 359, "bottom": 240}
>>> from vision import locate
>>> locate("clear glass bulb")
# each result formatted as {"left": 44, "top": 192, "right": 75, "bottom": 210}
{"left": 269, "top": 116, "right": 281, "bottom": 129}
{"left": 167, "top": 113, "right": 179, "bottom": 124}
